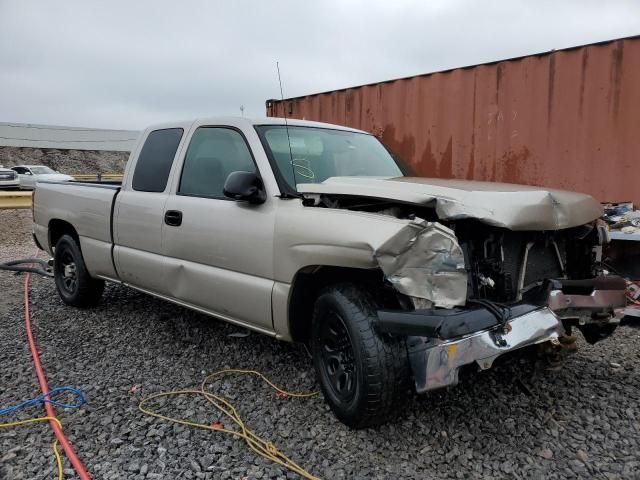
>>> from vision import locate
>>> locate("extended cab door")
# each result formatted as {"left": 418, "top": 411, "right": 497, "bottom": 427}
{"left": 113, "top": 126, "right": 187, "bottom": 294}
{"left": 161, "top": 123, "right": 277, "bottom": 333}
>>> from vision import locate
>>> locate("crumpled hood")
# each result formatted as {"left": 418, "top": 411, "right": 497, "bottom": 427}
{"left": 297, "top": 176, "right": 603, "bottom": 230}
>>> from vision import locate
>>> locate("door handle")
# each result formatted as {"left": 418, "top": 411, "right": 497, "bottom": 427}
{"left": 164, "top": 210, "right": 183, "bottom": 227}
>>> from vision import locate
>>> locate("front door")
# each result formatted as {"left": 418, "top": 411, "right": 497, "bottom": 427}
{"left": 14, "top": 167, "right": 35, "bottom": 189}
{"left": 161, "top": 126, "right": 276, "bottom": 333}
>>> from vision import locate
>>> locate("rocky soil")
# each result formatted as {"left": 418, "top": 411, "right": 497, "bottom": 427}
{"left": 0, "top": 146, "right": 128, "bottom": 175}
{"left": 0, "top": 209, "right": 639, "bottom": 479}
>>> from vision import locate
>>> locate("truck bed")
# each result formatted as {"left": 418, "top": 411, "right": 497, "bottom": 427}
{"left": 33, "top": 180, "right": 121, "bottom": 280}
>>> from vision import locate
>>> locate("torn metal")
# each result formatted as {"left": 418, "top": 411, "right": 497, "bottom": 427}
{"left": 297, "top": 176, "right": 604, "bottom": 231}
{"left": 373, "top": 220, "right": 467, "bottom": 308}
{"left": 408, "top": 307, "right": 565, "bottom": 392}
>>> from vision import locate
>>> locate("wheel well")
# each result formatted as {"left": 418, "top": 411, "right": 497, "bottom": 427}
{"left": 288, "top": 265, "right": 401, "bottom": 343}
{"left": 49, "top": 219, "right": 79, "bottom": 251}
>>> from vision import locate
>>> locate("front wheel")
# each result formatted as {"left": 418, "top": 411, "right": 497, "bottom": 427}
{"left": 311, "top": 284, "right": 409, "bottom": 428}
{"left": 53, "top": 234, "right": 104, "bottom": 307}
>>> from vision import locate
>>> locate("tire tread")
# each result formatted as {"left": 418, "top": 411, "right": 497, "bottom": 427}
{"left": 312, "top": 283, "right": 409, "bottom": 428}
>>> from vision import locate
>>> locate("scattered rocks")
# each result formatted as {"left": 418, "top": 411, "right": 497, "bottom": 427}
{"left": 540, "top": 448, "right": 554, "bottom": 460}
{"left": 576, "top": 450, "right": 589, "bottom": 463}
{"left": 0, "top": 146, "right": 128, "bottom": 175}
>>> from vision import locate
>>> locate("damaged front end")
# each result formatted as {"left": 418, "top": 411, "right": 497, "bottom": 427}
{"left": 369, "top": 216, "right": 625, "bottom": 393}
{"left": 300, "top": 190, "right": 626, "bottom": 394}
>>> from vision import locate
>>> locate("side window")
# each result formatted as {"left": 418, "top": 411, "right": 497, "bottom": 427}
{"left": 179, "top": 127, "right": 256, "bottom": 198}
{"left": 132, "top": 128, "right": 183, "bottom": 192}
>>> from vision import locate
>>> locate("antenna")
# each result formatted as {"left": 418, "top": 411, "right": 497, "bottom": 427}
{"left": 276, "top": 61, "right": 298, "bottom": 192}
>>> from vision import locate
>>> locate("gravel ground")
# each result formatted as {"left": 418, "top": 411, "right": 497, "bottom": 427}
{"left": 1, "top": 209, "right": 639, "bottom": 479}
{"left": 0, "top": 146, "right": 128, "bottom": 175}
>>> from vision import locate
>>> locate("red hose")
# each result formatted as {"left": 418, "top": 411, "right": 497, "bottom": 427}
{"left": 23, "top": 270, "right": 91, "bottom": 480}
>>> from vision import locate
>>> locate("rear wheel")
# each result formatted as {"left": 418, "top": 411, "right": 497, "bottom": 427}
{"left": 311, "top": 283, "right": 409, "bottom": 428}
{"left": 53, "top": 234, "right": 104, "bottom": 307}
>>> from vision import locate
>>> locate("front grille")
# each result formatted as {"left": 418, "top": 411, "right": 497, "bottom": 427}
{"left": 0, "top": 172, "right": 16, "bottom": 180}
{"left": 465, "top": 230, "right": 565, "bottom": 302}
{"left": 522, "top": 240, "right": 564, "bottom": 287}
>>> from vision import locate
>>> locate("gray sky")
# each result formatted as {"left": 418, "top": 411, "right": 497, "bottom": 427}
{"left": 1, "top": 0, "right": 639, "bottom": 130}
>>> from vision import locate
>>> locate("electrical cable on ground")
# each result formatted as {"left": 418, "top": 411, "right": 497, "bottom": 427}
{"left": 4, "top": 251, "right": 320, "bottom": 478}
{"left": 139, "top": 369, "right": 321, "bottom": 480}
{"left": 0, "top": 416, "right": 64, "bottom": 479}
{"left": 0, "top": 386, "right": 85, "bottom": 415}
{"left": 17, "top": 254, "right": 91, "bottom": 479}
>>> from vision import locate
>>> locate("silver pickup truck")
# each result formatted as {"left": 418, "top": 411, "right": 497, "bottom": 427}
{"left": 34, "top": 117, "right": 626, "bottom": 428}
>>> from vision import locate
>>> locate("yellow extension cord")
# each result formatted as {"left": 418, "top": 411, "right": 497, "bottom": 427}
{"left": 0, "top": 416, "right": 64, "bottom": 480}
{"left": 139, "top": 369, "right": 321, "bottom": 480}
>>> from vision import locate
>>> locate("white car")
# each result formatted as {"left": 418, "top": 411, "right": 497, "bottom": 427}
{"left": 0, "top": 166, "right": 20, "bottom": 190}
{"left": 11, "top": 165, "right": 75, "bottom": 190}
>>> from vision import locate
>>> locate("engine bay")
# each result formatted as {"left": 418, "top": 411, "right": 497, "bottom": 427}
{"left": 303, "top": 193, "right": 605, "bottom": 305}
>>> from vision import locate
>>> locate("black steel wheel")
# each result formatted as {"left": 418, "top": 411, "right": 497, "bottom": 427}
{"left": 53, "top": 234, "right": 104, "bottom": 307}
{"left": 311, "top": 283, "right": 409, "bottom": 429}
{"left": 318, "top": 310, "right": 357, "bottom": 403}
{"left": 56, "top": 248, "right": 78, "bottom": 294}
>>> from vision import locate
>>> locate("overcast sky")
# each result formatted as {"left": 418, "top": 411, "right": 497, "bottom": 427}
{"left": 1, "top": 0, "right": 639, "bottom": 130}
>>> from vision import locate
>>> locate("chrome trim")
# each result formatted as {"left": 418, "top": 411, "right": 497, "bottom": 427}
{"left": 409, "top": 308, "right": 564, "bottom": 393}
{"left": 547, "top": 288, "right": 626, "bottom": 313}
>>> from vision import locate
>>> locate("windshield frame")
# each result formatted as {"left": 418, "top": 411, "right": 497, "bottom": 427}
{"left": 254, "top": 124, "right": 414, "bottom": 197}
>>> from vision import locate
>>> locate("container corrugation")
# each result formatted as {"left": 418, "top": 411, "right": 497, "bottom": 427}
{"left": 267, "top": 36, "right": 640, "bottom": 206}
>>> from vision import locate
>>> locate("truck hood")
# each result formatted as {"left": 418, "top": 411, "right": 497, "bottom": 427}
{"left": 297, "top": 176, "right": 603, "bottom": 231}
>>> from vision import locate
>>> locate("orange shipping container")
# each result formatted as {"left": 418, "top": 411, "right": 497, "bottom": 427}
{"left": 267, "top": 36, "right": 640, "bottom": 206}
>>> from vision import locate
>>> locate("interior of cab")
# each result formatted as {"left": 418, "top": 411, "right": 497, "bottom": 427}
{"left": 259, "top": 125, "right": 404, "bottom": 190}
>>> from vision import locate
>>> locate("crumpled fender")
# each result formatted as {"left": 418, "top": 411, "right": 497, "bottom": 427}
{"left": 374, "top": 220, "right": 467, "bottom": 308}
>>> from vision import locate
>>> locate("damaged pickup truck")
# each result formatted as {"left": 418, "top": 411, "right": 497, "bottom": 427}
{"left": 33, "top": 117, "right": 627, "bottom": 428}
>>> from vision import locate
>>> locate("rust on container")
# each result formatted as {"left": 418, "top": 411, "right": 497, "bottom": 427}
{"left": 266, "top": 36, "right": 640, "bottom": 206}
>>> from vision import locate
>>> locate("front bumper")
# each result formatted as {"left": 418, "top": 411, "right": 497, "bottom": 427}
{"left": 547, "top": 275, "right": 627, "bottom": 319}
{"left": 0, "top": 179, "right": 20, "bottom": 189}
{"left": 406, "top": 307, "right": 563, "bottom": 392}
{"left": 376, "top": 275, "right": 627, "bottom": 393}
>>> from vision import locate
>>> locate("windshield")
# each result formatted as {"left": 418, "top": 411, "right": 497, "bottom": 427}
{"left": 255, "top": 125, "right": 410, "bottom": 191}
{"left": 30, "top": 166, "right": 56, "bottom": 175}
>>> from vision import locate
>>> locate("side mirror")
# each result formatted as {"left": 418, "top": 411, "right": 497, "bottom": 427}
{"left": 223, "top": 171, "right": 266, "bottom": 204}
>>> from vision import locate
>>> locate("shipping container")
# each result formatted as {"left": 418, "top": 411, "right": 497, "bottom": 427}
{"left": 266, "top": 36, "right": 640, "bottom": 206}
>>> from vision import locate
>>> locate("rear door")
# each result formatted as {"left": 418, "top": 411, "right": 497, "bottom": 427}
{"left": 113, "top": 126, "right": 187, "bottom": 295}
{"left": 161, "top": 124, "right": 277, "bottom": 333}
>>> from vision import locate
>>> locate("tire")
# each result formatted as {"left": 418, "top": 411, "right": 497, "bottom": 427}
{"left": 53, "top": 234, "right": 104, "bottom": 307}
{"left": 311, "top": 283, "right": 409, "bottom": 428}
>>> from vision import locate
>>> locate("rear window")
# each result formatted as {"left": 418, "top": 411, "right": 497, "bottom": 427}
{"left": 132, "top": 128, "right": 183, "bottom": 192}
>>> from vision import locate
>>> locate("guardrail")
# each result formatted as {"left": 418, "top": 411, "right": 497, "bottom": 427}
{"left": 72, "top": 173, "right": 124, "bottom": 182}
{"left": 0, "top": 174, "right": 124, "bottom": 209}
{"left": 0, "top": 191, "right": 33, "bottom": 209}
